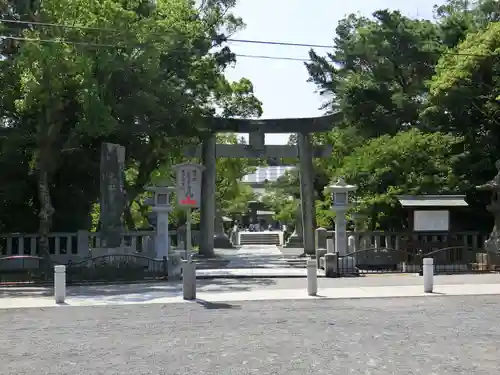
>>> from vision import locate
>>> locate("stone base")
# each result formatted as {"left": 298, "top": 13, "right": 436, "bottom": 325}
{"left": 324, "top": 253, "right": 338, "bottom": 277}
{"left": 322, "top": 254, "right": 359, "bottom": 277}
{"left": 316, "top": 249, "right": 327, "bottom": 269}
{"left": 285, "top": 234, "right": 304, "bottom": 248}
{"left": 90, "top": 247, "right": 135, "bottom": 257}
{"left": 214, "top": 233, "right": 234, "bottom": 248}
{"left": 166, "top": 253, "right": 183, "bottom": 280}
{"left": 338, "top": 256, "right": 358, "bottom": 275}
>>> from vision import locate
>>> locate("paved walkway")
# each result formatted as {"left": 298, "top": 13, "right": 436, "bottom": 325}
{"left": 1, "top": 282, "right": 500, "bottom": 309}
{"left": 195, "top": 245, "right": 311, "bottom": 277}
{"left": 221, "top": 245, "right": 293, "bottom": 268}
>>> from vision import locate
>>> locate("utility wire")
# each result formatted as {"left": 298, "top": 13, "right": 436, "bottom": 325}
{"left": 2, "top": 34, "right": 495, "bottom": 63}
{"left": 0, "top": 18, "right": 334, "bottom": 49}
{"left": 2, "top": 35, "right": 311, "bottom": 62}
{"left": 1, "top": 18, "right": 497, "bottom": 59}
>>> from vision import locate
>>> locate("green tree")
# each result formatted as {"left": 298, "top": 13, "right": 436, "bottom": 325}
{"left": 306, "top": 10, "right": 443, "bottom": 137}
{"left": 423, "top": 22, "right": 500, "bottom": 188}
{"left": 215, "top": 134, "right": 258, "bottom": 217}
{"left": 311, "top": 126, "right": 365, "bottom": 177}
{"left": 262, "top": 170, "right": 300, "bottom": 227}
{"left": 336, "top": 129, "right": 465, "bottom": 230}
{"left": 2, "top": 0, "right": 262, "bottom": 247}
{"left": 422, "top": 22, "right": 500, "bottom": 228}
{"left": 435, "top": 0, "right": 500, "bottom": 48}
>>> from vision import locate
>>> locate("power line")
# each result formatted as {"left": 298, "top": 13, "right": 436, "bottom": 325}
{"left": 1, "top": 18, "right": 497, "bottom": 59}
{"left": 0, "top": 19, "right": 334, "bottom": 49}
{"left": 236, "top": 54, "right": 307, "bottom": 62}
{"left": 2, "top": 35, "right": 311, "bottom": 62}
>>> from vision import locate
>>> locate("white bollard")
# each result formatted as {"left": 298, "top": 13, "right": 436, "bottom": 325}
{"left": 54, "top": 265, "right": 66, "bottom": 304}
{"left": 423, "top": 258, "right": 434, "bottom": 293}
{"left": 182, "top": 260, "right": 196, "bottom": 300}
{"left": 307, "top": 259, "right": 317, "bottom": 296}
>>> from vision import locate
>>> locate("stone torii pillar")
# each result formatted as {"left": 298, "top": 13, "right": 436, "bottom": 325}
{"left": 297, "top": 133, "right": 316, "bottom": 254}
{"left": 199, "top": 135, "right": 217, "bottom": 257}
{"left": 187, "top": 114, "right": 339, "bottom": 257}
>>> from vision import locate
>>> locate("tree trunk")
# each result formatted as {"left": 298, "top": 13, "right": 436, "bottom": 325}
{"left": 123, "top": 203, "right": 136, "bottom": 230}
{"left": 37, "top": 166, "right": 54, "bottom": 268}
{"left": 123, "top": 159, "right": 158, "bottom": 230}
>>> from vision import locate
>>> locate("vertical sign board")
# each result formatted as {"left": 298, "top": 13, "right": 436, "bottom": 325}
{"left": 175, "top": 163, "right": 203, "bottom": 209}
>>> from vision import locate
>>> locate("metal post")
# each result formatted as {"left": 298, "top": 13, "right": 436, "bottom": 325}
{"left": 182, "top": 260, "right": 196, "bottom": 300}
{"left": 307, "top": 259, "right": 317, "bottom": 296}
{"left": 185, "top": 207, "right": 192, "bottom": 261}
{"left": 54, "top": 265, "right": 66, "bottom": 304}
{"left": 423, "top": 257, "right": 434, "bottom": 293}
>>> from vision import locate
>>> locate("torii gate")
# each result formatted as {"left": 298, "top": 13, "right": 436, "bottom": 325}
{"left": 184, "top": 114, "right": 339, "bottom": 256}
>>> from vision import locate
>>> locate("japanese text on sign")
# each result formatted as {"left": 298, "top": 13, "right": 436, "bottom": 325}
{"left": 176, "top": 165, "right": 202, "bottom": 208}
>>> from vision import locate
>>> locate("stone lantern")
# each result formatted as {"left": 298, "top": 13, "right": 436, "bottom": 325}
{"left": 145, "top": 185, "right": 175, "bottom": 260}
{"left": 477, "top": 160, "right": 500, "bottom": 254}
{"left": 325, "top": 178, "right": 357, "bottom": 256}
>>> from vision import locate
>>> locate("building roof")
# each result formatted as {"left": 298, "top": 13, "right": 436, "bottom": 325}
{"left": 242, "top": 166, "right": 295, "bottom": 184}
{"left": 396, "top": 195, "right": 468, "bottom": 207}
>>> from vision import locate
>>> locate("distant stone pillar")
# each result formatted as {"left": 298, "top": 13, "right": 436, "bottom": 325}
{"left": 297, "top": 133, "right": 316, "bottom": 255}
{"left": 315, "top": 227, "right": 327, "bottom": 250}
{"left": 99, "top": 142, "right": 126, "bottom": 248}
{"left": 199, "top": 135, "right": 216, "bottom": 257}
{"left": 146, "top": 186, "right": 175, "bottom": 259}
{"left": 326, "top": 178, "right": 357, "bottom": 258}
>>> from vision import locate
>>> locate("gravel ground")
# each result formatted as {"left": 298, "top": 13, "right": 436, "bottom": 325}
{"left": 1, "top": 296, "right": 499, "bottom": 374}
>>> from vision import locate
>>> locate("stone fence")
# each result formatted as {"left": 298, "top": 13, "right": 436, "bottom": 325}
{"left": 0, "top": 229, "right": 199, "bottom": 264}
{"left": 316, "top": 230, "right": 487, "bottom": 253}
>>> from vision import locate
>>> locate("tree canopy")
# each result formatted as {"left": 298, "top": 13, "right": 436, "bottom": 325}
{"left": 0, "top": 0, "right": 262, "bottom": 246}
{"left": 264, "top": 0, "right": 500, "bottom": 231}
{"left": 2, "top": 0, "right": 500, "bottom": 239}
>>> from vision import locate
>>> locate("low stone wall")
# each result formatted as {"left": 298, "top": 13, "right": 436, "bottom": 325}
{"left": 0, "top": 229, "right": 203, "bottom": 262}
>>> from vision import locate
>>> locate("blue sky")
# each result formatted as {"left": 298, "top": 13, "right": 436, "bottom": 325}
{"left": 224, "top": 0, "right": 444, "bottom": 144}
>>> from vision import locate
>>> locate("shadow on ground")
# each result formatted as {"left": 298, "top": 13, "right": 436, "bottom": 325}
{"left": 0, "top": 287, "right": 53, "bottom": 298}
{"left": 196, "top": 299, "right": 240, "bottom": 310}
{"left": 0, "top": 277, "right": 276, "bottom": 301}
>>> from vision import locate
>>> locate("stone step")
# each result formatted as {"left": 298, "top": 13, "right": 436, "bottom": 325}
{"left": 285, "top": 258, "right": 307, "bottom": 268}
{"left": 284, "top": 236, "right": 304, "bottom": 248}
{"left": 192, "top": 259, "right": 231, "bottom": 270}
{"left": 239, "top": 233, "right": 281, "bottom": 246}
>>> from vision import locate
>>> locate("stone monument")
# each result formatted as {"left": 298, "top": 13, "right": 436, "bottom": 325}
{"left": 477, "top": 160, "right": 500, "bottom": 253}
{"left": 99, "top": 142, "right": 126, "bottom": 248}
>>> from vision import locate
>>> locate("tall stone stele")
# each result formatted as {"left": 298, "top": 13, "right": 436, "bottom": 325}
{"left": 477, "top": 160, "right": 500, "bottom": 253}
{"left": 99, "top": 142, "right": 126, "bottom": 248}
